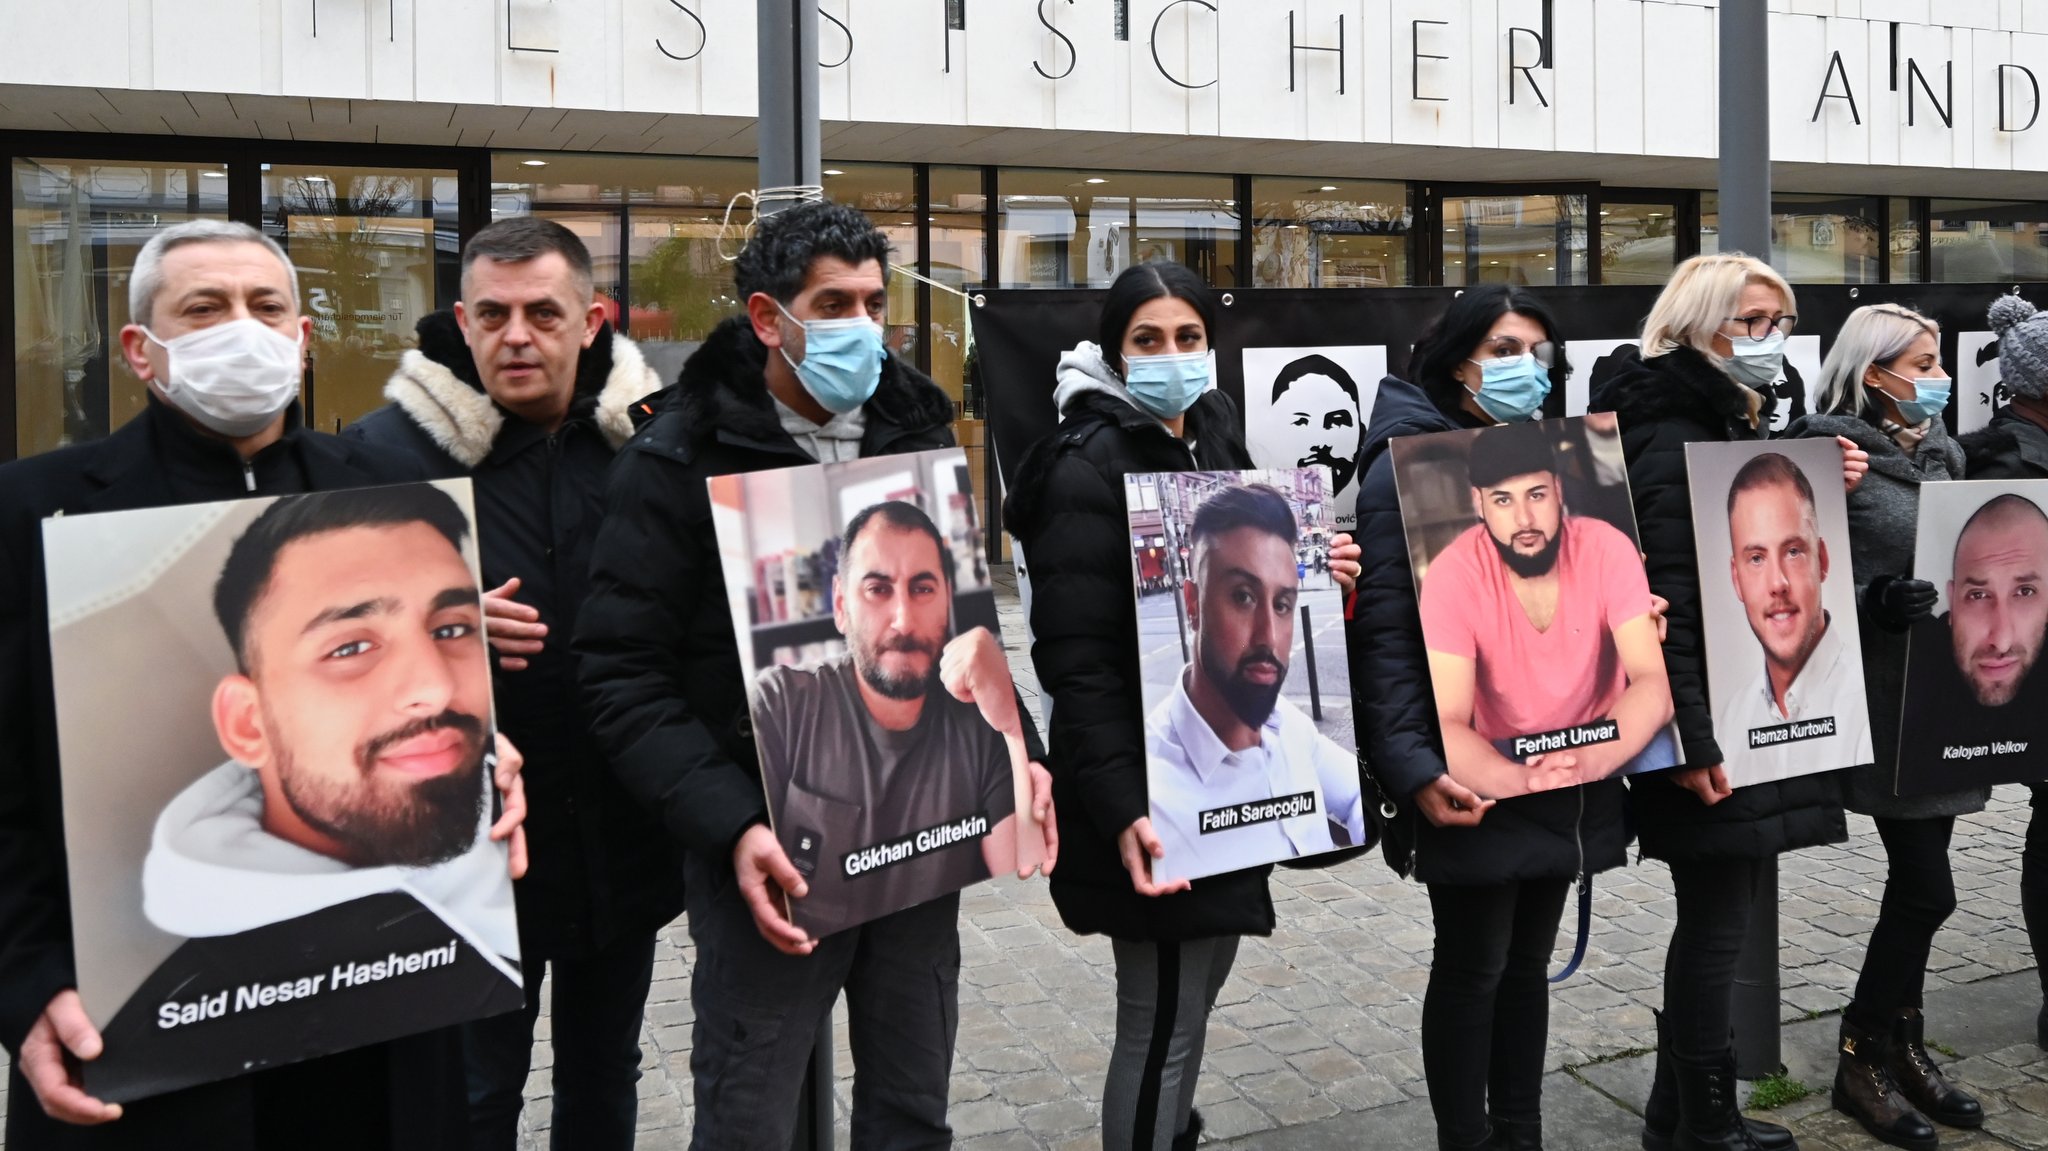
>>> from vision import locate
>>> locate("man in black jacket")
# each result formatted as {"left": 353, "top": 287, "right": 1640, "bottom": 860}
{"left": 346, "top": 216, "right": 678, "bottom": 1151}
{"left": 0, "top": 219, "right": 527, "bottom": 1150}
{"left": 578, "top": 200, "right": 1048, "bottom": 1150}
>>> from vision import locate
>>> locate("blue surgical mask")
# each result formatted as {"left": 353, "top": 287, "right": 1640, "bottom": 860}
{"left": 1879, "top": 364, "right": 1952, "bottom": 426}
{"left": 1464, "top": 354, "right": 1551, "bottom": 423}
{"left": 1726, "top": 330, "right": 1788, "bottom": 387}
{"left": 776, "top": 301, "right": 885, "bottom": 414}
{"left": 1122, "top": 351, "right": 1211, "bottom": 419}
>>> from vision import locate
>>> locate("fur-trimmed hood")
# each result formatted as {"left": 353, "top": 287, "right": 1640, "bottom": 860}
{"left": 380, "top": 310, "right": 662, "bottom": 468}
{"left": 659, "top": 314, "right": 956, "bottom": 458}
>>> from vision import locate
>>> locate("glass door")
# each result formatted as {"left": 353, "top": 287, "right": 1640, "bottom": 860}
{"left": 1435, "top": 186, "right": 1592, "bottom": 287}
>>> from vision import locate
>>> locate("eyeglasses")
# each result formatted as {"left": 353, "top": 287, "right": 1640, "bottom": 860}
{"left": 1721, "top": 314, "right": 1799, "bottom": 339}
{"left": 1476, "top": 337, "right": 1557, "bottom": 367}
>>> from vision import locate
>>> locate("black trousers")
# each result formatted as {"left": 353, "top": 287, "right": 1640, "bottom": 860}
{"left": 684, "top": 854, "right": 961, "bottom": 1151}
{"left": 1423, "top": 877, "right": 1572, "bottom": 1147}
{"left": 1846, "top": 815, "right": 1957, "bottom": 1029}
{"left": 1663, "top": 856, "right": 1768, "bottom": 1061}
{"left": 2024, "top": 785, "right": 2048, "bottom": 999}
{"left": 463, "top": 931, "right": 660, "bottom": 1151}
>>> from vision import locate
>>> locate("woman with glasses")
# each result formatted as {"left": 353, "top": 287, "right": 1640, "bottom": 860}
{"left": 1790, "top": 304, "right": 1984, "bottom": 1150}
{"left": 1591, "top": 253, "right": 1864, "bottom": 1151}
{"left": 1351, "top": 285, "right": 1629, "bottom": 1151}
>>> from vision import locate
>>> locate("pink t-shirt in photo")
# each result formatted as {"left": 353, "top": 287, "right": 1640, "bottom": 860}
{"left": 1418, "top": 515, "right": 1655, "bottom": 744}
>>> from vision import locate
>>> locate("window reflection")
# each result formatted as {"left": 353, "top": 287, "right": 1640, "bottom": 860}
{"left": 1443, "top": 194, "right": 1588, "bottom": 286}
{"left": 1250, "top": 178, "right": 1410, "bottom": 287}
{"left": 997, "top": 168, "right": 1238, "bottom": 288}
{"left": 1928, "top": 199, "right": 2048, "bottom": 283}
{"left": 1598, "top": 201, "right": 1681, "bottom": 285}
{"left": 1700, "top": 192, "right": 1879, "bottom": 284}
{"left": 12, "top": 158, "right": 230, "bottom": 456}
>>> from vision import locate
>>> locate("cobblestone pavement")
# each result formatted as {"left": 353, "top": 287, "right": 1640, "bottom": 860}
{"left": 3, "top": 567, "right": 2043, "bottom": 1149}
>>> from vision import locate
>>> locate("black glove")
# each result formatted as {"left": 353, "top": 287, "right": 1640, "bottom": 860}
{"left": 1865, "top": 574, "right": 1937, "bottom": 632}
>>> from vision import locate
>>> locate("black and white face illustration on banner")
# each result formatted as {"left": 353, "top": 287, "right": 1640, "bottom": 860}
{"left": 1240, "top": 345, "right": 1385, "bottom": 530}
{"left": 1956, "top": 331, "right": 2003, "bottom": 436}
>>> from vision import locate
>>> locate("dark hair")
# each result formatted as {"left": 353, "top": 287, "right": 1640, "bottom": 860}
{"left": 1407, "top": 285, "right": 1571, "bottom": 417}
{"left": 1272, "top": 353, "right": 1359, "bottom": 406}
{"left": 215, "top": 486, "right": 473, "bottom": 673}
{"left": 1466, "top": 422, "right": 1559, "bottom": 490}
{"left": 461, "top": 216, "right": 595, "bottom": 297}
{"left": 1096, "top": 262, "right": 1218, "bottom": 375}
{"left": 1726, "top": 452, "right": 1817, "bottom": 521}
{"left": 734, "top": 200, "right": 893, "bottom": 304}
{"left": 841, "top": 500, "right": 954, "bottom": 587}
{"left": 1189, "top": 483, "right": 1298, "bottom": 552}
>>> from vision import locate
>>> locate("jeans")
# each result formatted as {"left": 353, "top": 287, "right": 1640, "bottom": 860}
{"left": 1422, "top": 878, "right": 1572, "bottom": 1146}
{"left": 1664, "top": 856, "right": 1768, "bottom": 1061}
{"left": 685, "top": 855, "right": 961, "bottom": 1151}
{"left": 464, "top": 931, "right": 660, "bottom": 1151}
{"left": 1847, "top": 816, "right": 1957, "bottom": 1028}
{"left": 1102, "top": 935, "right": 1241, "bottom": 1151}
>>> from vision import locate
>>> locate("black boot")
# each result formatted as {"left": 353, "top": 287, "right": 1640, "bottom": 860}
{"left": 1491, "top": 1117, "right": 1542, "bottom": 1150}
{"left": 1439, "top": 1121, "right": 1495, "bottom": 1151}
{"left": 1640, "top": 1013, "right": 1794, "bottom": 1151}
{"left": 1668, "top": 1048, "right": 1770, "bottom": 1151}
{"left": 1888, "top": 1009, "right": 1982, "bottom": 1130}
{"left": 1171, "top": 1109, "right": 1204, "bottom": 1151}
{"left": 1831, "top": 1016, "right": 1937, "bottom": 1150}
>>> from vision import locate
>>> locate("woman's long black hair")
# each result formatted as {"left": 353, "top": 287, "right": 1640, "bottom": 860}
{"left": 1406, "top": 284, "right": 1570, "bottom": 418}
{"left": 1096, "top": 261, "right": 1219, "bottom": 376}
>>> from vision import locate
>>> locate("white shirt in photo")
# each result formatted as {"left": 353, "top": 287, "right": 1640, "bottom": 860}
{"left": 1145, "top": 671, "right": 1365, "bottom": 882}
{"left": 1718, "top": 614, "right": 1873, "bottom": 787}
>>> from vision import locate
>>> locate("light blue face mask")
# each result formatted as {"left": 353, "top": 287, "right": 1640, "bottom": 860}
{"left": 1878, "top": 364, "right": 1952, "bottom": 426}
{"left": 1726, "top": 330, "right": 1788, "bottom": 388}
{"left": 777, "top": 301, "right": 886, "bottom": 414}
{"left": 1464, "top": 354, "right": 1551, "bottom": 423}
{"left": 1123, "top": 351, "right": 1211, "bottom": 419}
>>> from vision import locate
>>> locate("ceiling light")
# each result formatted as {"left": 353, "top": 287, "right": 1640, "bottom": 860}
{"left": 200, "top": 171, "right": 227, "bottom": 179}
{"left": 305, "top": 175, "right": 332, "bottom": 184}
{"left": 521, "top": 159, "right": 548, "bottom": 167}
{"left": 823, "top": 169, "right": 844, "bottom": 176}
{"left": 1085, "top": 177, "right": 1107, "bottom": 185}
{"left": 1319, "top": 185, "right": 1338, "bottom": 192}
{"left": 1599, "top": 210, "right": 1610, "bottom": 216}
{"left": 1284, "top": 224, "right": 1300, "bottom": 230}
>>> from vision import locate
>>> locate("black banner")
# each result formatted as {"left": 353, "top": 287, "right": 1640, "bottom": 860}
{"left": 970, "top": 282, "right": 2047, "bottom": 510}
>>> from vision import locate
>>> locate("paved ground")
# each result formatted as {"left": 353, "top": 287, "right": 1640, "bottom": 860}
{"left": 5, "top": 566, "right": 2047, "bottom": 1150}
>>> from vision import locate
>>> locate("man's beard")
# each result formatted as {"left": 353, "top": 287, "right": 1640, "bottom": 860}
{"left": 853, "top": 632, "right": 942, "bottom": 701}
{"left": 1960, "top": 641, "right": 2039, "bottom": 708}
{"left": 1491, "top": 523, "right": 1563, "bottom": 578}
{"left": 272, "top": 709, "right": 488, "bottom": 869}
{"left": 1298, "top": 444, "right": 1358, "bottom": 493}
{"left": 1198, "top": 628, "right": 1288, "bottom": 729}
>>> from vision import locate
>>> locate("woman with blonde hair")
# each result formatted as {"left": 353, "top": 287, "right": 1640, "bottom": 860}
{"left": 1791, "top": 303, "right": 1983, "bottom": 1149}
{"left": 1590, "top": 253, "right": 1864, "bottom": 1151}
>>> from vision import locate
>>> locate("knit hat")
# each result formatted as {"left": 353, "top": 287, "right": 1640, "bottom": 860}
{"left": 1990, "top": 292, "right": 2048, "bottom": 399}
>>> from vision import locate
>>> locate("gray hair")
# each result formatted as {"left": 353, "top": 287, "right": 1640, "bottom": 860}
{"left": 129, "top": 220, "right": 300, "bottom": 328}
{"left": 1814, "top": 303, "right": 1939, "bottom": 417}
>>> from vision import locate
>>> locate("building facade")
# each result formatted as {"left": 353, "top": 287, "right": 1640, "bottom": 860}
{"left": 7, "top": 0, "right": 2048, "bottom": 469}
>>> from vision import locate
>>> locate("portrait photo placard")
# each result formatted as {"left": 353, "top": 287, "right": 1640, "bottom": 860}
{"left": 1686, "top": 439, "right": 1873, "bottom": 788}
{"left": 710, "top": 447, "right": 1046, "bottom": 941}
{"left": 41, "top": 480, "right": 523, "bottom": 1103}
{"left": 1897, "top": 480, "right": 2048, "bottom": 795}
{"left": 1390, "top": 414, "right": 1684, "bottom": 800}
{"left": 1125, "top": 467, "right": 1365, "bottom": 883}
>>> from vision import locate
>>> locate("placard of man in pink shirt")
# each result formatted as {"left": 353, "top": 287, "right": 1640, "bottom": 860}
{"left": 1417, "top": 421, "right": 1679, "bottom": 799}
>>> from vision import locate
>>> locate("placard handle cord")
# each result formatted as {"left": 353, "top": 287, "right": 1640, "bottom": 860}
{"left": 1548, "top": 872, "right": 1592, "bottom": 984}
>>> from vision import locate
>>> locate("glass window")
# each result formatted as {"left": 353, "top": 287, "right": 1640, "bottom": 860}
{"left": 1249, "top": 178, "right": 1409, "bottom": 287}
{"left": 1597, "top": 201, "right": 1682, "bottom": 285}
{"left": 1927, "top": 199, "right": 2048, "bottom": 283}
{"left": 1701, "top": 192, "right": 1880, "bottom": 284}
{"left": 12, "top": 157, "right": 230, "bottom": 457}
{"left": 1442, "top": 193, "right": 1589, "bottom": 286}
{"left": 1889, "top": 197, "right": 1923, "bottom": 284}
{"left": 262, "top": 163, "right": 458, "bottom": 434}
{"left": 996, "top": 168, "right": 1239, "bottom": 288}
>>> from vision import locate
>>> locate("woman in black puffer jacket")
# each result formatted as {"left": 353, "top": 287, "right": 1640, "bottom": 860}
{"left": 1591, "top": 252, "right": 1864, "bottom": 1151}
{"left": 1004, "top": 263, "right": 1358, "bottom": 1151}
{"left": 1351, "top": 285, "right": 1628, "bottom": 1151}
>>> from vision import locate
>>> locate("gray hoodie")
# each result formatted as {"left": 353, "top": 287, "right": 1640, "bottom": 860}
{"left": 1054, "top": 341, "right": 1157, "bottom": 420}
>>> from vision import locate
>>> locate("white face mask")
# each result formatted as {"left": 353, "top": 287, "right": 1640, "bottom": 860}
{"left": 143, "top": 319, "right": 305, "bottom": 437}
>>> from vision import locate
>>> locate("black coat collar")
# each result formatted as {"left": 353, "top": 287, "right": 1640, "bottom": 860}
{"left": 1594, "top": 344, "right": 1764, "bottom": 436}
{"left": 78, "top": 400, "right": 387, "bottom": 513}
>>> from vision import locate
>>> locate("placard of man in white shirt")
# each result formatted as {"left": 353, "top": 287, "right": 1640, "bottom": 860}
{"left": 1716, "top": 451, "right": 1873, "bottom": 786}
{"left": 1144, "top": 482, "right": 1365, "bottom": 882}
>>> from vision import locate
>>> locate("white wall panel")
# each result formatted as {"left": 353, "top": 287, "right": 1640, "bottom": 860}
{"left": 1050, "top": 0, "right": 1129, "bottom": 133}
{"left": 1358, "top": 0, "right": 1393, "bottom": 143}
{"left": 1496, "top": 0, "right": 1558, "bottom": 152}
{"left": 281, "top": 0, "right": 369, "bottom": 99}
{"left": 1217, "top": 0, "right": 1299, "bottom": 139}
{"left": 1823, "top": 16, "right": 1873, "bottom": 164}
{"left": 1640, "top": 2, "right": 1714, "bottom": 157}
{"left": 2011, "top": 32, "right": 2048, "bottom": 171}
{"left": 842, "top": 0, "right": 959, "bottom": 129}
{"left": 814, "top": 0, "right": 851, "bottom": 123}
{"left": 414, "top": 0, "right": 495, "bottom": 106}
{"left": 1592, "top": 0, "right": 1644, "bottom": 155}
{"left": 1895, "top": 21, "right": 1959, "bottom": 168}
{"left": 155, "top": 0, "right": 263, "bottom": 94}
{"left": 966, "top": 0, "right": 1053, "bottom": 130}
{"left": 1389, "top": 0, "right": 1468, "bottom": 147}
{"left": 695, "top": 0, "right": 756, "bottom": 118}
{"left": 1468, "top": 0, "right": 1499, "bottom": 149}
{"left": 1863, "top": 10, "right": 1899, "bottom": 165}
{"left": 0, "top": 0, "right": 130, "bottom": 87}
{"left": 367, "top": 0, "right": 417, "bottom": 102}
{"left": 1771, "top": 13, "right": 1829, "bottom": 163}
{"left": 620, "top": 0, "right": 707, "bottom": 115}
{"left": 1301, "top": 0, "right": 1365, "bottom": 144}
{"left": 1549, "top": 0, "right": 1594, "bottom": 152}
{"left": 1971, "top": 29, "right": 2014, "bottom": 171}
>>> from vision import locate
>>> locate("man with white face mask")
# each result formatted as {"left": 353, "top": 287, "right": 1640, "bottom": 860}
{"left": 0, "top": 219, "right": 531, "bottom": 1150}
